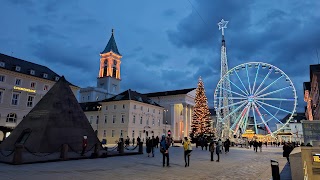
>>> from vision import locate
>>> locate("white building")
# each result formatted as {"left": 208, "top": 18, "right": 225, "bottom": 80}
{"left": 276, "top": 113, "right": 306, "bottom": 143}
{"left": 80, "top": 89, "right": 165, "bottom": 144}
{"left": 0, "top": 53, "right": 79, "bottom": 141}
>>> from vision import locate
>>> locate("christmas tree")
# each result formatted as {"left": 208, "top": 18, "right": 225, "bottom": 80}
{"left": 190, "top": 77, "right": 213, "bottom": 138}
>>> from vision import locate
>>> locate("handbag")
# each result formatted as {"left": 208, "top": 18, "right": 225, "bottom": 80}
{"left": 160, "top": 147, "right": 165, "bottom": 153}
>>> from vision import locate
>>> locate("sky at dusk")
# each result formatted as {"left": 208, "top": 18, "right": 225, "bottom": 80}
{"left": 1, "top": 0, "right": 320, "bottom": 112}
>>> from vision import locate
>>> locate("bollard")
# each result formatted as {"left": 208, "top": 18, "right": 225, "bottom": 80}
{"left": 60, "top": 144, "right": 69, "bottom": 160}
{"left": 118, "top": 141, "right": 124, "bottom": 154}
{"left": 138, "top": 142, "right": 143, "bottom": 154}
{"left": 270, "top": 159, "right": 280, "bottom": 180}
{"left": 12, "top": 144, "right": 24, "bottom": 165}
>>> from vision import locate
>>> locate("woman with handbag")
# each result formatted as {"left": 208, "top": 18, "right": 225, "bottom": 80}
{"left": 183, "top": 137, "right": 192, "bottom": 167}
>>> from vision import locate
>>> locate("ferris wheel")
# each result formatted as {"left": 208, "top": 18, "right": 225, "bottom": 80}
{"left": 214, "top": 62, "right": 297, "bottom": 137}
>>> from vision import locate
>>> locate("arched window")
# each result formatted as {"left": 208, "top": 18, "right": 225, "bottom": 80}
{"left": 112, "top": 67, "right": 117, "bottom": 78}
{"left": 103, "top": 60, "right": 108, "bottom": 76}
{"left": 6, "top": 113, "right": 17, "bottom": 123}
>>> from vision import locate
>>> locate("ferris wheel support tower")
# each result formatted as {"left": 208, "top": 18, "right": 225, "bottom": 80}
{"left": 217, "top": 19, "right": 234, "bottom": 140}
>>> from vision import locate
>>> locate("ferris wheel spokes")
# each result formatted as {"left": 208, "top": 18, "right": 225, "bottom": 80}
{"left": 255, "top": 75, "right": 284, "bottom": 96}
{"left": 256, "top": 100, "right": 291, "bottom": 114}
{"left": 217, "top": 99, "right": 248, "bottom": 110}
{"left": 251, "top": 105, "right": 258, "bottom": 134}
{"left": 253, "top": 103, "right": 272, "bottom": 134}
{"left": 256, "top": 86, "right": 291, "bottom": 98}
{"left": 255, "top": 101, "right": 284, "bottom": 125}
{"left": 255, "top": 97, "right": 295, "bottom": 101}
{"left": 231, "top": 105, "right": 249, "bottom": 135}
{"left": 230, "top": 104, "right": 248, "bottom": 130}
{"left": 221, "top": 101, "right": 248, "bottom": 122}
{"left": 254, "top": 69, "right": 273, "bottom": 95}
{"left": 252, "top": 64, "right": 260, "bottom": 94}
{"left": 221, "top": 87, "right": 247, "bottom": 98}
{"left": 216, "top": 97, "right": 247, "bottom": 100}
{"left": 234, "top": 70, "right": 249, "bottom": 95}
{"left": 246, "top": 65, "right": 252, "bottom": 94}
{"left": 226, "top": 78, "right": 248, "bottom": 96}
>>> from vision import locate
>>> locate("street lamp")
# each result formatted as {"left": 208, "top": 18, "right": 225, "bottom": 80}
{"left": 164, "top": 109, "right": 168, "bottom": 134}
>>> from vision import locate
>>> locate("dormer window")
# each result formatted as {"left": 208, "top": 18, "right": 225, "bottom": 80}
{"left": 15, "top": 66, "right": 21, "bottom": 71}
{"left": 55, "top": 76, "right": 59, "bottom": 81}
{"left": 43, "top": 73, "right": 48, "bottom": 78}
{"left": 30, "top": 69, "right": 35, "bottom": 75}
{"left": 0, "top": 62, "right": 5, "bottom": 67}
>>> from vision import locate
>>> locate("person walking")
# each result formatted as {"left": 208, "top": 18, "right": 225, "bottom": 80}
{"left": 216, "top": 140, "right": 221, "bottom": 162}
{"left": 81, "top": 135, "right": 88, "bottom": 156}
{"left": 283, "top": 142, "right": 293, "bottom": 164}
{"left": 155, "top": 136, "right": 159, "bottom": 148}
{"left": 209, "top": 140, "right": 215, "bottom": 161}
{"left": 151, "top": 136, "right": 155, "bottom": 157}
{"left": 160, "top": 135, "right": 170, "bottom": 167}
{"left": 218, "top": 138, "right": 222, "bottom": 154}
{"left": 253, "top": 140, "right": 258, "bottom": 152}
{"left": 258, "top": 141, "right": 263, "bottom": 152}
{"left": 137, "top": 136, "right": 141, "bottom": 145}
{"left": 183, "top": 137, "right": 192, "bottom": 167}
{"left": 146, "top": 137, "right": 152, "bottom": 157}
{"left": 224, "top": 138, "right": 230, "bottom": 154}
{"left": 132, "top": 137, "right": 135, "bottom": 146}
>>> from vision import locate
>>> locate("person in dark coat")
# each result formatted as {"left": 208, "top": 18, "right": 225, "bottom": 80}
{"left": 146, "top": 137, "right": 152, "bottom": 157}
{"left": 160, "top": 135, "right": 170, "bottom": 167}
{"left": 81, "top": 135, "right": 88, "bottom": 156}
{"left": 216, "top": 141, "right": 221, "bottom": 162}
{"left": 283, "top": 142, "right": 293, "bottom": 163}
{"left": 253, "top": 140, "right": 258, "bottom": 152}
{"left": 209, "top": 140, "right": 215, "bottom": 161}
{"left": 155, "top": 136, "right": 159, "bottom": 148}
{"left": 224, "top": 139, "right": 230, "bottom": 154}
{"left": 137, "top": 136, "right": 141, "bottom": 145}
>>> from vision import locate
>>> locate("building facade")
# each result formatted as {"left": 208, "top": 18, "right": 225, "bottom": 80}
{"left": 145, "top": 88, "right": 196, "bottom": 141}
{"left": 275, "top": 113, "right": 306, "bottom": 143}
{"left": 81, "top": 89, "right": 165, "bottom": 144}
{"left": 79, "top": 30, "right": 121, "bottom": 103}
{"left": 304, "top": 65, "right": 320, "bottom": 120}
{"left": 0, "top": 53, "right": 79, "bottom": 140}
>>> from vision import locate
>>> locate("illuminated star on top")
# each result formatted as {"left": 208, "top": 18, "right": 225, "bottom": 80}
{"left": 217, "top": 19, "right": 229, "bottom": 36}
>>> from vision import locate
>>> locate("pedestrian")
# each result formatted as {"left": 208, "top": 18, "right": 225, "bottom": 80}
{"left": 81, "top": 135, "right": 88, "bottom": 156}
{"left": 182, "top": 137, "right": 192, "bottom": 167}
{"left": 253, "top": 140, "right": 258, "bottom": 152}
{"left": 216, "top": 141, "right": 221, "bottom": 162}
{"left": 160, "top": 135, "right": 170, "bottom": 167}
{"left": 132, "top": 137, "right": 135, "bottom": 146}
{"left": 146, "top": 137, "right": 152, "bottom": 157}
{"left": 151, "top": 136, "right": 155, "bottom": 157}
{"left": 283, "top": 142, "right": 293, "bottom": 164}
{"left": 218, "top": 138, "right": 222, "bottom": 153}
{"left": 209, "top": 140, "right": 215, "bottom": 161}
{"left": 258, "top": 141, "right": 263, "bottom": 152}
{"left": 224, "top": 138, "right": 230, "bottom": 154}
{"left": 137, "top": 136, "right": 141, "bottom": 145}
{"left": 155, "top": 136, "right": 159, "bottom": 148}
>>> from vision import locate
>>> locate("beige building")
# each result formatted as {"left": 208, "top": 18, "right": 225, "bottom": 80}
{"left": 81, "top": 89, "right": 165, "bottom": 144}
{"left": 0, "top": 53, "right": 79, "bottom": 141}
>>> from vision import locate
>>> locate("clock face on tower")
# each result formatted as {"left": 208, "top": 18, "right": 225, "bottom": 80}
{"left": 114, "top": 60, "right": 117, "bottom": 65}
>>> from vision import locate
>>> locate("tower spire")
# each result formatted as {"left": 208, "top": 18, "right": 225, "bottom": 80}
{"left": 218, "top": 19, "right": 228, "bottom": 47}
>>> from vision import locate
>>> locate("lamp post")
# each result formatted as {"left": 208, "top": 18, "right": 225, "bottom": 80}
{"left": 164, "top": 109, "right": 168, "bottom": 134}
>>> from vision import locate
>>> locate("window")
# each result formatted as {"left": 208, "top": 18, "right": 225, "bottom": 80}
{"left": 11, "top": 93, "right": 19, "bottom": 105}
{"left": 55, "top": 76, "right": 60, "bottom": 81}
{"left": 15, "top": 78, "right": 21, "bottom": 85}
{"left": 123, "top": 104, "right": 125, "bottom": 109}
{"left": 30, "top": 82, "right": 36, "bottom": 88}
{"left": 146, "top": 118, "right": 149, "bottom": 125}
{"left": 96, "top": 115, "right": 99, "bottom": 124}
{"left": 139, "top": 131, "right": 142, "bottom": 138}
{"left": 121, "top": 115, "right": 125, "bottom": 123}
{"left": 27, "top": 95, "right": 34, "bottom": 107}
{"left": 30, "top": 70, "right": 35, "bottom": 75}
{"left": 0, "top": 90, "right": 3, "bottom": 103}
{"left": 43, "top": 85, "right": 49, "bottom": 91}
{"left": 106, "top": 106, "right": 108, "bottom": 110}
{"left": 132, "top": 130, "right": 135, "bottom": 138}
{"left": 103, "top": 130, "right": 106, "bottom": 137}
{"left": 159, "top": 110, "right": 160, "bottom": 114}
{"left": 112, "top": 67, "right": 117, "bottom": 78}
{"left": 43, "top": 73, "right": 48, "bottom": 78}
{"left": 141, "top": 106, "right": 143, "bottom": 111}
{"left": 89, "top": 116, "right": 93, "bottom": 124}
{"left": 15, "top": 66, "right": 21, "bottom": 71}
{"left": 114, "top": 105, "right": 117, "bottom": 109}
{"left": 148, "top": 108, "right": 149, "bottom": 112}
{"left": 114, "top": 60, "right": 117, "bottom": 65}
{"left": 120, "top": 130, "right": 123, "bottom": 137}
{"left": 104, "top": 116, "right": 107, "bottom": 123}
{"left": 153, "top": 109, "right": 155, "bottom": 113}
{"left": 158, "top": 119, "right": 160, "bottom": 126}
{"left": 87, "top": 95, "right": 90, "bottom": 100}
{"left": 112, "top": 115, "right": 116, "bottom": 123}
{"left": 140, "top": 117, "right": 143, "bottom": 124}
{"left": 0, "top": 62, "right": 5, "bottom": 67}
{"left": 16, "top": 129, "right": 31, "bottom": 144}
{"left": 112, "top": 130, "right": 115, "bottom": 137}
{"left": 6, "top": 113, "right": 17, "bottom": 123}
{"left": 0, "top": 75, "right": 5, "bottom": 82}
{"left": 134, "top": 105, "right": 136, "bottom": 109}
{"left": 133, "top": 115, "right": 136, "bottom": 123}
{"left": 152, "top": 119, "right": 155, "bottom": 126}
{"left": 82, "top": 96, "right": 85, "bottom": 101}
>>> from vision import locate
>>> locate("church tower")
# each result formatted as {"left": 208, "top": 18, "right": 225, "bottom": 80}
{"left": 97, "top": 29, "right": 121, "bottom": 97}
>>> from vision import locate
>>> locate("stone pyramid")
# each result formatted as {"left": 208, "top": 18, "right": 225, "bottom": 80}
{"left": 0, "top": 76, "right": 100, "bottom": 153}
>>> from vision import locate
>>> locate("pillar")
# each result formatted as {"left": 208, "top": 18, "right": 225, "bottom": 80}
{"left": 183, "top": 103, "right": 188, "bottom": 137}
{"left": 170, "top": 104, "right": 175, "bottom": 138}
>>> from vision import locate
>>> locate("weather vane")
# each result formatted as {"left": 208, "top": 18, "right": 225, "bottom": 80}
{"left": 218, "top": 19, "right": 228, "bottom": 36}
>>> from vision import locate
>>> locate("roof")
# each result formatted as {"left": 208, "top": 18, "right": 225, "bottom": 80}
{"left": 0, "top": 53, "right": 60, "bottom": 81}
{"left": 310, "top": 64, "right": 320, "bottom": 81}
{"left": 303, "top": 82, "right": 311, "bottom": 91}
{"left": 281, "top": 113, "right": 306, "bottom": 123}
{"left": 101, "top": 29, "right": 121, "bottom": 55}
{"left": 144, "top": 88, "right": 196, "bottom": 97}
{"left": 100, "top": 89, "right": 162, "bottom": 107}
{"left": 79, "top": 102, "right": 102, "bottom": 112}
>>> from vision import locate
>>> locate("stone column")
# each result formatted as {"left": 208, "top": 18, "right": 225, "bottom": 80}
{"left": 183, "top": 103, "right": 188, "bottom": 137}
{"left": 187, "top": 105, "right": 192, "bottom": 136}
{"left": 170, "top": 104, "right": 175, "bottom": 138}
